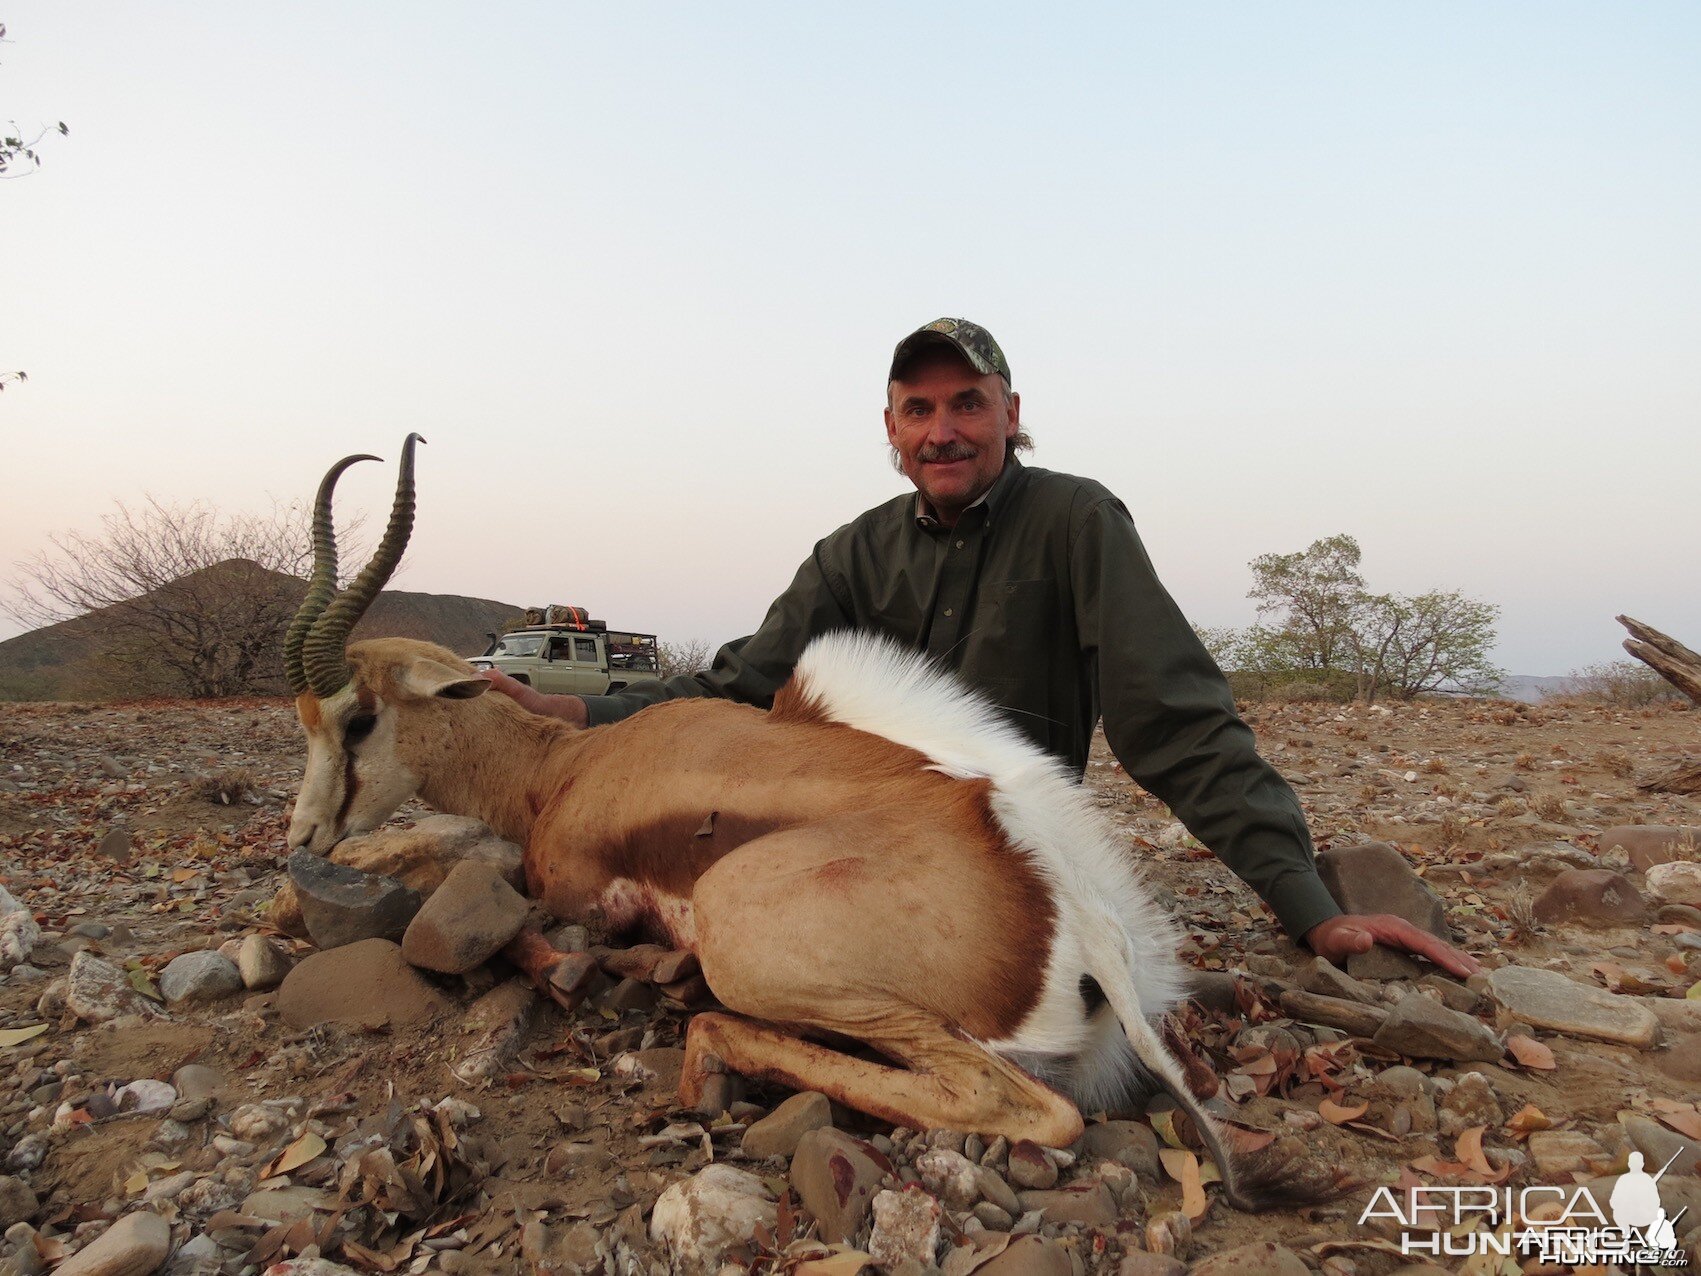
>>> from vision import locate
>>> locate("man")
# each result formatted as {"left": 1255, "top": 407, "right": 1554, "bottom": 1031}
{"left": 488, "top": 318, "right": 1477, "bottom": 976}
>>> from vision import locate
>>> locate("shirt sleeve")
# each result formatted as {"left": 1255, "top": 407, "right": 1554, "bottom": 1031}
{"left": 1071, "top": 497, "right": 1342, "bottom": 939}
{"left": 581, "top": 538, "right": 855, "bottom": 726}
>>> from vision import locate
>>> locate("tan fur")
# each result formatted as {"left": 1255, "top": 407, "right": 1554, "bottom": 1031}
{"left": 292, "top": 637, "right": 1076, "bottom": 1144}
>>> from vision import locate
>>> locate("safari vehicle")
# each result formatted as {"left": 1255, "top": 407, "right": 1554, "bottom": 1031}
{"left": 469, "top": 605, "right": 663, "bottom": 695}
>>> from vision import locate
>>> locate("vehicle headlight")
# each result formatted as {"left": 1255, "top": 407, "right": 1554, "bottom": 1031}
{"left": 469, "top": 660, "right": 493, "bottom": 670}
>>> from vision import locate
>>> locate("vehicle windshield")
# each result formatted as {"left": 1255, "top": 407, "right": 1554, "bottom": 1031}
{"left": 488, "top": 633, "right": 545, "bottom": 657}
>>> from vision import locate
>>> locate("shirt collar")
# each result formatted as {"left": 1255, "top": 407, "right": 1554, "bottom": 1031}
{"left": 913, "top": 455, "right": 1024, "bottom": 530}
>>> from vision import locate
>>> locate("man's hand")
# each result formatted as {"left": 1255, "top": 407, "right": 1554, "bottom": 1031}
{"left": 480, "top": 669, "right": 589, "bottom": 727}
{"left": 1304, "top": 913, "right": 1481, "bottom": 979}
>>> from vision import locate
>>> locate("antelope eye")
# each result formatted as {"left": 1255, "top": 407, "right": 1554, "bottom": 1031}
{"left": 345, "top": 713, "right": 378, "bottom": 743}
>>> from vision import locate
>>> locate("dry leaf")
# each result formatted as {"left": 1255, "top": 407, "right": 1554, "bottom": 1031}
{"left": 794, "top": 1252, "right": 877, "bottom": 1276}
{"left": 1647, "top": 1098, "right": 1701, "bottom": 1141}
{"left": 1505, "top": 1104, "right": 1553, "bottom": 1134}
{"left": 1149, "top": 1109, "right": 1187, "bottom": 1150}
{"left": 1158, "top": 1148, "right": 1208, "bottom": 1221}
{"left": 1225, "top": 1127, "right": 1277, "bottom": 1154}
{"left": 1505, "top": 1035, "right": 1556, "bottom": 1070}
{"left": 1409, "top": 1154, "right": 1468, "bottom": 1178}
{"left": 0, "top": 1025, "right": 49, "bottom": 1048}
{"left": 123, "top": 1170, "right": 148, "bottom": 1195}
{"left": 1319, "top": 1097, "right": 1369, "bottom": 1124}
{"left": 269, "top": 1132, "right": 327, "bottom": 1177}
{"left": 1455, "top": 1126, "right": 1510, "bottom": 1182}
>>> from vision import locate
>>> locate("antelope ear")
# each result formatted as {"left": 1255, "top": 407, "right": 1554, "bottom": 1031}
{"left": 398, "top": 658, "right": 492, "bottom": 701}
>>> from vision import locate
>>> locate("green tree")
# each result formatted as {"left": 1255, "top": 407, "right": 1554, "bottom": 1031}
{"left": 1350, "top": 589, "right": 1502, "bottom": 702}
{"left": 1216, "top": 533, "right": 1502, "bottom": 702}
{"left": 1245, "top": 533, "right": 1368, "bottom": 672}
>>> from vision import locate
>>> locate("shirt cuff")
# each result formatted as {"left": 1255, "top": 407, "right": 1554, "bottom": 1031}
{"left": 580, "top": 694, "right": 629, "bottom": 727}
{"left": 1264, "top": 869, "right": 1343, "bottom": 942}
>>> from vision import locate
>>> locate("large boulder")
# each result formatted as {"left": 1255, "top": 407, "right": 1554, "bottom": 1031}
{"left": 790, "top": 1128, "right": 893, "bottom": 1243}
{"left": 1597, "top": 825, "right": 1701, "bottom": 872}
{"left": 1486, "top": 965, "right": 1659, "bottom": 1048}
{"left": 288, "top": 852, "right": 423, "bottom": 950}
{"left": 1532, "top": 869, "right": 1648, "bottom": 926}
{"left": 277, "top": 939, "right": 451, "bottom": 1030}
{"left": 268, "top": 816, "right": 525, "bottom": 936}
{"left": 1316, "top": 842, "right": 1452, "bottom": 981}
{"left": 649, "top": 1165, "right": 776, "bottom": 1276}
{"left": 400, "top": 860, "right": 531, "bottom": 974}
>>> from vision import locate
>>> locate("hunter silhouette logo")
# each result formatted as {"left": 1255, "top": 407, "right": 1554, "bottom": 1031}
{"left": 1359, "top": 1150, "right": 1689, "bottom": 1268}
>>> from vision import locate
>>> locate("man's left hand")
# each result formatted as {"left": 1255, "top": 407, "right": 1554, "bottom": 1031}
{"left": 1304, "top": 913, "right": 1481, "bottom": 978}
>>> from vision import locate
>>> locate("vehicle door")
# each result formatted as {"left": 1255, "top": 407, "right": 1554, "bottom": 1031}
{"left": 537, "top": 634, "right": 578, "bottom": 693}
{"left": 566, "top": 634, "right": 605, "bottom": 693}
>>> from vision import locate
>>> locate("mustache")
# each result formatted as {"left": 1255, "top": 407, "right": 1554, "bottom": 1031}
{"left": 916, "top": 441, "right": 978, "bottom": 463}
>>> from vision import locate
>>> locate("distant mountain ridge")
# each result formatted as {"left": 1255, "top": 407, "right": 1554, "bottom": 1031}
{"left": 1496, "top": 675, "right": 1579, "bottom": 703}
{"left": 0, "top": 562, "right": 523, "bottom": 700}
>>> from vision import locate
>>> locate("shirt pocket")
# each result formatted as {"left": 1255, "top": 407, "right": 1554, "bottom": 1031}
{"left": 979, "top": 578, "right": 1057, "bottom": 654}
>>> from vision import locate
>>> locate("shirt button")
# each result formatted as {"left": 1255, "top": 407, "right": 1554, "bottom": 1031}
{"left": 955, "top": 540, "right": 965, "bottom": 549}
{"left": 944, "top": 608, "right": 954, "bottom": 618}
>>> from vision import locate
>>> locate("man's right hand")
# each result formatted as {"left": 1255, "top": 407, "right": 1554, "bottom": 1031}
{"left": 480, "top": 669, "right": 590, "bottom": 728}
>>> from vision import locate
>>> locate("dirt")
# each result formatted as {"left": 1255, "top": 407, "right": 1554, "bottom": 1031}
{"left": 0, "top": 692, "right": 1697, "bottom": 1273}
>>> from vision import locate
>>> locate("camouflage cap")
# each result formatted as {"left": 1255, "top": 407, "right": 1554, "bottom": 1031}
{"left": 889, "top": 317, "right": 1012, "bottom": 385}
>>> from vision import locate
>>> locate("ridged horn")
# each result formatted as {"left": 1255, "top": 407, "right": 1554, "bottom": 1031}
{"left": 283, "top": 452, "right": 380, "bottom": 695}
{"left": 302, "top": 434, "right": 426, "bottom": 697}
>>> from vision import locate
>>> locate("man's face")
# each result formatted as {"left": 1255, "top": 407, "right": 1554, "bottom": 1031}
{"left": 884, "top": 351, "right": 1021, "bottom": 527}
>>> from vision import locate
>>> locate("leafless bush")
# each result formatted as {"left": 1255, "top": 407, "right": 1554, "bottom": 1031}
{"left": 1562, "top": 660, "right": 1684, "bottom": 708}
{"left": 1594, "top": 749, "right": 1636, "bottom": 779}
{"left": 8, "top": 497, "right": 364, "bottom": 698}
{"left": 657, "top": 638, "right": 714, "bottom": 680}
{"left": 1506, "top": 892, "right": 1542, "bottom": 942}
{"left": 1532, "top": 792, "right": 1569, "bottom": 823}
{"left": 190, "top": 767, "right": 258, "bottom": 806}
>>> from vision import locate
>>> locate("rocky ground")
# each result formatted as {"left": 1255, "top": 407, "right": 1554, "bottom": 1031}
{"left": 0, "top": 694, "right": 1698, "bottom": 1276}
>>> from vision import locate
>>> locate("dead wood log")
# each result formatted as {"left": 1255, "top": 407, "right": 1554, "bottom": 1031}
{"left": 1618, "top": 615, "right": 1701, "bottom": 704}
{"left": 1638, "top": 761, "right": 1701, "bottom": 796}
{"left": 1617, "top": 616, "right": 1701, "bottom": 793}
{"left": 1278, "top": 988, "right": 1390, "bottom": 1037}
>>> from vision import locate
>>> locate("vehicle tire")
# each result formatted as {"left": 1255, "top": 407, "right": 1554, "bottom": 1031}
{"left": 606, "top": 682, "right": 627, "bottom": 694}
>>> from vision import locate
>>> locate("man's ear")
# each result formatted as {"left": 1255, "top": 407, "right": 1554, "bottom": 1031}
{"left": 884, "top": 405, "right": 898, "bottom": 447}
{"left": 397, "top": 658, "right": 492, "bottom": 701}
{"left": 1005, "top": 389, "right": 1021, "bottom": 438}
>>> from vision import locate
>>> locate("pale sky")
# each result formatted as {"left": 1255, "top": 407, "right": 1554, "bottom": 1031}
{"left": 3, "top": 3, "right": 1697, "bottom": 675}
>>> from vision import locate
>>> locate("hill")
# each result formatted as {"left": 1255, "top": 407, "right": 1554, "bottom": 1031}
{"left": 0, "top": 561, "right": 523, "bottom": 700}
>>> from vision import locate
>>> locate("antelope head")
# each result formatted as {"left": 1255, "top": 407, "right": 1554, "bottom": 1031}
{"left": 284, "top": 436, "right": 490, "bottom": 853}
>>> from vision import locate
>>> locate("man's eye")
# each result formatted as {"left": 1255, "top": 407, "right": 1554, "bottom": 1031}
{"left": 345, "top": 714, "right": 377, "bottom": 743}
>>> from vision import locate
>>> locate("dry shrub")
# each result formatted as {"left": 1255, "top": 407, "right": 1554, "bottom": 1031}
{"left": 1594, "top": 750, "right": 1636, "bottom": 779}
{"left": 1563, "top": 660, "right": 1684, "bottom": 708}
{"left": 1506, "top": 892, "right": 1542, "bottom": 942}
{"left": 1532, "top": 792, "right": 1569, "bottom": 823}
{"left": 1513, "top": 753, "right": 1535, "bottom": 771}
{"left": 190, "top": 767, "right": 257, "bottom": 806}
{"left": 1423, "top": 757, "right": 1448, "bottom": 774}
{"left": 1437, "top": 811, "right": 1464, "bottom": 848}
{"left": 1495, "top": 796, "right": 1525, "bottom": 818}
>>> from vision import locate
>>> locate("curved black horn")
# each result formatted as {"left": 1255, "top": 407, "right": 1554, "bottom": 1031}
{"left": 302, "top": 434, "right": 426, "bottom": 697}
{"left": 283, "top": 453, "right": 380, "bottom": 695}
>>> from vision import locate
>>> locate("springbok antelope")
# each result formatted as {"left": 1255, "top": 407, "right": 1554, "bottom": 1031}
{"left": 284, "top": 437, "right": 1315, "bottom": 1211}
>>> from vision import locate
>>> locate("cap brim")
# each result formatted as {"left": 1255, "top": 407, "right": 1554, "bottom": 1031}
{"left": 889, "top": 330, "right": 998, "bottom": 382}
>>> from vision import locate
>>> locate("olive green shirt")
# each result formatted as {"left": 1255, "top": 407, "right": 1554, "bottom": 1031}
{"left": 583, "top": 458, "right": 1342, "bottom": 939}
